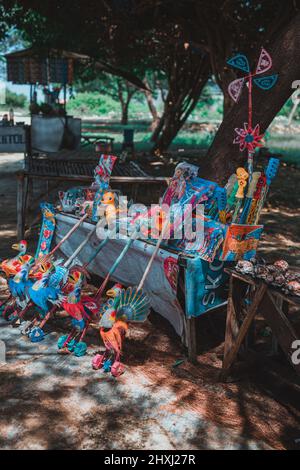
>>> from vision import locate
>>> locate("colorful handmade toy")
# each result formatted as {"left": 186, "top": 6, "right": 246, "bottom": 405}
{"left": 231, "top": 167, "right": 249, "bottom": 222}
{"left": 97, "top": 191, "right": 120, "bottom": 225}
{"left": 0, "top": 240, "right": 32, "bottom": 278}
{"left": 35, "top": 203, "right": 56, "bottom": 259}
{"left": 0, "top": 203, "right": 58, "bottom": 316}
{"left": 3, "top": 209, "right": 98, "bottom": 330}
{"left": 26, "top": 226, "right": 109, "bottom": 342}
{"left": 3, "top": 258, "right": 35, "bottom": 321}
{"left": 227, "top": 48, "right": 278, "bottom": 179}
{"left": 216, "top": 188, "right": 227, "bottom": 224}
{"left": 92, "top": 154, "right": 117, "bottom": 222}
{"left": 238, "top": 171, "right": 261, "bottom": 224}
{"left": 23, "top": 259, "right": 65, "bottom": 336}
{"left": 253, "top": 157, "right": 280, "bottom": 224}
{"left": 92, "top": 217, "right": 169, "bottom": 377}
{"left": 56, "top": 227, "right": 140, "bottom": 356}
{"left": 58, "top": 187, "right": 87, "bottom": 214}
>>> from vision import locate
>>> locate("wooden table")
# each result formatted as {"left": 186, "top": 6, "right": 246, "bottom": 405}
{"left": 221, "top": 268, "right": 300, "bottom": 379}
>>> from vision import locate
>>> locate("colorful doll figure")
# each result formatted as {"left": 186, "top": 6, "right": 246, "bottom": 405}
{"left": 162, "top": 162, "right": 198, "bottom": 207}
{"left": 97, "top": 191, "right": 118, "bottom": 226}
{"left": 58, "top": 187, "right": 86, "bottom": 214}
{"left": 92, "top": 154, "right": 117, "bottom": 222}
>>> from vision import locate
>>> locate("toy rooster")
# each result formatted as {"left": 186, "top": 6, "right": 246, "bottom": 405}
{"left": 5, "top": 258, "right": 64, "bottom": 336}
{"left": 4, "top": 258, "right": 35, "bottom": 321}
{"left": 57, "top": 266, "right": 92, "bottom": 356}
{"left": 93, "top": 286, "right": 151, "bottom": 377}
{"left": 26, "top": 259, "right": 64, "bottom": 322}
{"left": 0, "top": 240, "right": 32, "bottom": 278}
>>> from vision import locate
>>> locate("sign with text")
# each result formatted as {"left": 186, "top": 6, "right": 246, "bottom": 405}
{"left": 0, "top": 125, "right": 26, "bottom": 152}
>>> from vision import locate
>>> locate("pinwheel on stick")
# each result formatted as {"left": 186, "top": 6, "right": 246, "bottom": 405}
{"left": 227, "top": 48, "right": 278, "bottom": 179}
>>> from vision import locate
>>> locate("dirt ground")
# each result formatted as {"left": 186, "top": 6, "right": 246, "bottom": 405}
{"left": 0, "top": 153, "right": 299, "bottom": 450}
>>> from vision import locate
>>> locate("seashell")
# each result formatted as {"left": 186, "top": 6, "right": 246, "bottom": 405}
{"left": 235, "top": 260, "right": 254, "bottom": 275}
{"left": 255, "top": 265, "right": 269, "bottom": 277}
{"left": 266, "top": 265, "right": 277, "bottom": 273}
{"left": 287, "top": 280, "right": 300, "bottom": 296}
{"left": 273, "top": 259, "right": 289, "bottom": 272}
{"left": 261, "top": 273, "right": 274, "bottom": 283}
{"left": 286, "top": 271, "right": 300, "bottom": 282}
{"left": 272, "top": 274, "right": 286, "bottom": 287}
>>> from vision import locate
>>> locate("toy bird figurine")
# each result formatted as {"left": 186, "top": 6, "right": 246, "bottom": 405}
{"left": 93, "top": 286, "right": 151, "bottom": 377}
{"left": 61, "top": 268, "right": 87, "bottom": 325}
{"left": 5, "top": 258, "right": 35, "bottom": 321}
{"left": 9, "top": 258, "right": 66, "bottom": 337}
{"left": 57, "top": 266, "right": 94, "bottom": 356}
{"left": 26, "top": 259, "right": 63, "bottom": 320}
{"left": 0, "top": 240, "right": 32, "bottom": 278}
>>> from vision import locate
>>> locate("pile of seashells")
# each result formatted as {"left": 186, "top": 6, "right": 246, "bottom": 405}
{"left": 235, "top": 258, "right": 300, "bottom": 296}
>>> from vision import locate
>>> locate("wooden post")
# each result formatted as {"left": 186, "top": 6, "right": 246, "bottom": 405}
{"left": 186, "top": 316, "right": 197, "bottom": 363}
{"left": 176, "top": 256, "right": 197, "bottom": 362}
{"left": 221, "top": 282, "right": 267, "bottom": 379}
{"left": 223, "top": 276, "right": 242, "bottom": 359}
{"left": 261, "top": 291, "right": 300, "bottom": 376}
{"left": 23, "top": 174, "right": 29, "bottom": 217}
{"left": 27, "top": 178, "right": 33, "bottom": 207}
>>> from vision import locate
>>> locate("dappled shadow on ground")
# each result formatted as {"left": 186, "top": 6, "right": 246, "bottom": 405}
{"left": 129, "top": 317, "right": 300, "bottom": 450}
{"left": 0, "top": 156, "right": 299, "bottom": 449}
{"left": 1, "top": 310, "right": 300, "bottom": 450}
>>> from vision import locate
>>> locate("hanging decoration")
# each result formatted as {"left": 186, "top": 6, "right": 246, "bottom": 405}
{"left": 227, "top": 48, "right": 278, "bottom": 179}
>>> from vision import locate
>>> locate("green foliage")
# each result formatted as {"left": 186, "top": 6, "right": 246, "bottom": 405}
{"left": 4, "top": 89, "right": 27, "bottom": 108}
{"left": 67, "top": 92, "right": 121, "bottom": 117}
{"left": 67, "top": 91, "right": 152, "bottom": 119}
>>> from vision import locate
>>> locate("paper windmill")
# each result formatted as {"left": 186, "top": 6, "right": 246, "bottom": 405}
{"left": 227, "top": 48, "right": 278, "bottom": 179}
{"left": 233, "top": 123, "right": 264, "bottom": 152}
{"left": 227, "top": 48, "right": 278, "bottom": 103}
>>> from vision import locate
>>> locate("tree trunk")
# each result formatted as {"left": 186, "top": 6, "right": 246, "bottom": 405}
{"left": 151, "top": 53, "right": 210, "bottom": 154}
{"left": 121, "top": 101, "right": 129, "bottom": 125}
{"left": 222, "top": 92, "right": 235, "bottom": 118}
{"left": 143, "top": 78, "right": 160, "bottom": 131}
{"left": 202, "top": 13, "right": 300, "bottom": 184}
{"left": 117, "top": 80, "right": 136, "bottom": 125}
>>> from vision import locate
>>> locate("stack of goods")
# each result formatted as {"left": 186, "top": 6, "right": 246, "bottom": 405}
{"left": 235, "top": 258, "right": 300, "bottom": 296}
{"left": 213, "top": 47, "right": 280, "bottom": 262}
{"left": 157, "top": 156, "right": 279, "bottom": 263}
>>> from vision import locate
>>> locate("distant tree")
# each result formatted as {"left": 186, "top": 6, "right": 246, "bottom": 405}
{"left": 4, "top": 89, "right": 27, "bottom": 108}
{"left": 75, "top": 75, "right": 138, "bottom": 124}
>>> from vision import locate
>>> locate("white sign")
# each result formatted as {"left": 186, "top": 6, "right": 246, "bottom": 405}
{"left": 0, "top": 125, "right": 26, "bottom": 152}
